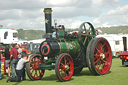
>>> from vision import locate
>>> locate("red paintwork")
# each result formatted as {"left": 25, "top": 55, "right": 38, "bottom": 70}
{"left": 28, "top": 54, "right": 45, "bottom": 80}
{"left": 93, "top": 38, "right": 112, "bottom": 75}
{"left": 120, "top": 51, "right": 128, "bottom": 60}
{"left": 21, "top": 46, "right": 27, "bottom": 54}
{"left": 41, "top": 44, "right": 50, "bottom": 56}
{"left": 58, "top": 54, "right": 74, "bottom": 81}
{"left": 120, "top": 51, "right": 128, "bottom": 56}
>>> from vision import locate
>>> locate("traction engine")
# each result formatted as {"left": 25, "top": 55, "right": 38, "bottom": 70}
{"left": 26, "top": 8, "right": 112, "bottom": 81}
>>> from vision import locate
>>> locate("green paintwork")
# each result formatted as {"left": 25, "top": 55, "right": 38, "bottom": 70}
{"left": 60, "top": 41, "right": 67, "bottom": 53}
{"left": 59, "top": 40, "right": 80, "bottom": 56}
{"left": 59, "top": 30, "right": 64, "bottom": 39}
{"left": 38, "top": 64, "right": 55, "bottom": 70}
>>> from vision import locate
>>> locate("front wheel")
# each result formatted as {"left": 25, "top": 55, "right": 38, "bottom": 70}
{"left": 55, "top": 53, "right": 74, "bottom": 82}
{"left": 26, "top": 54, "right": 45, "bottom": 80}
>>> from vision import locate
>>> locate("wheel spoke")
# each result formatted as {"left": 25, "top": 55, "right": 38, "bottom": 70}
{"left": 94, "top": 54, "right": 100, "bottom": 58}
{"left": 35, "top": 70, "right": 38, "bottom": 77}
{"left": 104, "top": 52, "right": 110, "bottom": 58}
{"left": 83, "top": 37, "right": 88, "bottom": 45}
{"left": 101, "top": 64, "right": 104, "bottom": 72}
{"left": 103, "top": 60, "right": 110, "bottom": 66}
{"left": 96, "top": 47, "right": 102, "bottom": 54}
{"left": 87, "top": 27, "right": 91, "bottom": 34}
{"left": 64, "top": 57, "right": 67, "bottom": 64}
{"left": 64, "top": 71, "right": 67, "bottom": 77}
{"left": 95, "top": 60, "right": 101, "bottom": 70}
{"left": 98, "top": 43, "right": 102, "bottom": 50}
{"left": 94, "top": 57, "right": 101, "bottom": 65}
{"left": 84, "top": 24, "right": 87, "bottom": 33}
{"left": 61, "top": 62, "right": 64, "bottom": 66}
{"left": 101, "top": 43, "right": 105, "bottom": 49}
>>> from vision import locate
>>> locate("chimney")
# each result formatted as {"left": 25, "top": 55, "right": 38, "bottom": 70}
{"left": 44, "top": 8, "right": 52, "bottom": 39}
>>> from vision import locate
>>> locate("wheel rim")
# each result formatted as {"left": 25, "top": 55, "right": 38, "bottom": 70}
{"left": 58, "top": 54, "right": 74, "bottom": 81}
{"left": 78, "top": 22, "right": 96, "bottom": 48}
{"left": 28, "top": 55, "right": 45, "bottom": 80}
{"left": 93, "top": 38, "right": 112, "bottom": 74}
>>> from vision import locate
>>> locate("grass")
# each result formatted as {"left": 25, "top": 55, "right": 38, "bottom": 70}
{"left": 1, "top": 58, "right": 128, "bottom": 85}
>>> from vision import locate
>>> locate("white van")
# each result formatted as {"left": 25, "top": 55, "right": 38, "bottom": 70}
{"left": 96, "top": 34, "right": 124, "bottom": 57}
{"left": 0, "top": 29, "right": 18, "bottom": 44}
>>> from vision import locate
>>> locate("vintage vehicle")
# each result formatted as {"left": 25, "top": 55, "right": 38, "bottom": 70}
{"left": 26, "top": 8, "right": 112, "bottom": 82}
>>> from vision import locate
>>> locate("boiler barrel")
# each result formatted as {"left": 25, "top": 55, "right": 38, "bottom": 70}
{"left": 40, "top": 40, "right": 81, "bottom": 57}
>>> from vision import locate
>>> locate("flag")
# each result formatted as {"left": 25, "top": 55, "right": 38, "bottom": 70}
{"left": 0, "top": 25, "right": 3, "bottom": 29}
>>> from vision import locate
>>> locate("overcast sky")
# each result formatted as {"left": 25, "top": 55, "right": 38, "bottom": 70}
{"left": 0, "top": 0, "right": 128, "bottom": 30}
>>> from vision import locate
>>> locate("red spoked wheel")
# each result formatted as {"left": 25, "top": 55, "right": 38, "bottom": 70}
{"left": 86, "top": 38, "right": 112, "bottom": 75}
{"left": 55, "top": 53, "right": 74, "bottom": 82}
{"left": 26, "top": 54, "right": 45, "bottom": 80}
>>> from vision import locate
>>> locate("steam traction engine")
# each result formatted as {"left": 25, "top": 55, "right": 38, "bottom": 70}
{"left": 26, "top": 8, "right": 112, "bottom": 81}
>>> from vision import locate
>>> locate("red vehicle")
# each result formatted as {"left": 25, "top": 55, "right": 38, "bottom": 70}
{"left": 21, "top": 43, "right": 40, "bottom": 55}
{"left": 120, "top": 37, "right": 128, "bottom": 66}
{"left": 21, "top": 45, "right": 32, "bottom": 55}
{"left": 120, "top": 51, "right": 128, "bottom": 66}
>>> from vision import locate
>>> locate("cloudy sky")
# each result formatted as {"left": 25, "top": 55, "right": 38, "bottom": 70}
{"left": 0, "top": 0, "right": 128, "bottom": 30}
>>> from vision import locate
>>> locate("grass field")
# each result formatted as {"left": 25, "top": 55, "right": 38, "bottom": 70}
{"left": 0, "top": 58, "right": 128, "bottom": 85}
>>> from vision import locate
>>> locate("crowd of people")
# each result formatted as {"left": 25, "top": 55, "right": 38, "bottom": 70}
{"left": 0, "top": 44, "right": 30, "bottom": 83}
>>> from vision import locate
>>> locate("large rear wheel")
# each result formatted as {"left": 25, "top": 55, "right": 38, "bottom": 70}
{"left": 26, "top": 54, "right": 45, "bottom": 80}
{"left": 86, "top": 38, "right": 112, "bottom": 75}
{"left": 55, "top": 53, "right": 74, "bottom": 82}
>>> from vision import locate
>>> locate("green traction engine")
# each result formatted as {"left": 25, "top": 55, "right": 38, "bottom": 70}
{"left": 26, "top": 8, "right": 112, "bottom": 81}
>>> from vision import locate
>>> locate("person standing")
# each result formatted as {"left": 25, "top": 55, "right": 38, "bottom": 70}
{"left": 6, "top": 54, "right": 30, "bottom": 82}
{"left": 10, "top": 44, "right": 19, "bottom": 79}
{"left": 0, "top": 50, "right": 2, "bottom": 80}
{"left": 16, "top": 44, "right": 22, "bottom": 60}
{"left": 4, "top": 47, "right": 10, "bottom": 77}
